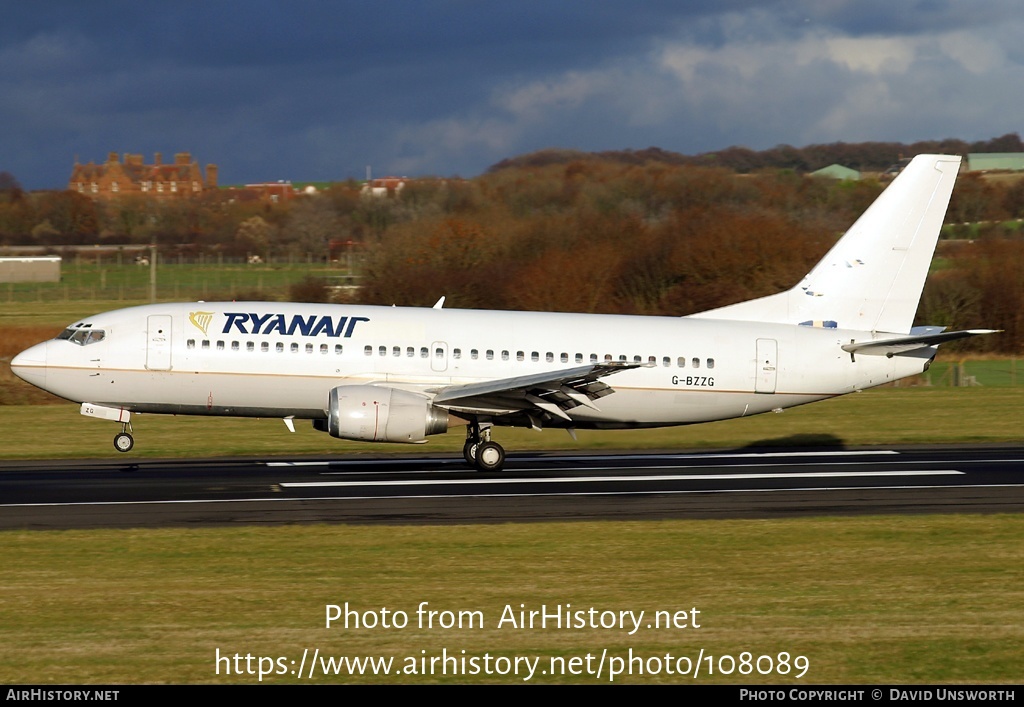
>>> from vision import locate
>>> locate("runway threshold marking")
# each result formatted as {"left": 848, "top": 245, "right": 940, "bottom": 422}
{"left": 279, "top": 470, "right": 964, "bottom": 489}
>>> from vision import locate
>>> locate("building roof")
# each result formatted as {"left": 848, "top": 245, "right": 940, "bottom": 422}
{"left": 967, "top": 153, "right": 1024, "bottom": 171}
{"left": 810, "top": 163, "right": 860, "bottom": 180}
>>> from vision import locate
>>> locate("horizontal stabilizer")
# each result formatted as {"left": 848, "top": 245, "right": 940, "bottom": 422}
{"left": 841, "top": 329, "right": 999, "bottom": 357}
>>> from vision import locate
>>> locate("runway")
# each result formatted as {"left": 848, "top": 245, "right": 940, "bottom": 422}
{"left": 2, "top": 446, "right": 1024, "bottom": 529}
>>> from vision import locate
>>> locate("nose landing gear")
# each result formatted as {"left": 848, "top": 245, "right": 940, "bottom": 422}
{"left": 113, "top": 422, "right": 134, "bottom": 453}
{"left": 80, "top": 404, "right": 136, "bottom": 454}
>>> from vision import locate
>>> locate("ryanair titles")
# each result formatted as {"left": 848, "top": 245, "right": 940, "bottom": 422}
{"left": 221, "top": 312, "right": 370, "bottom": 338}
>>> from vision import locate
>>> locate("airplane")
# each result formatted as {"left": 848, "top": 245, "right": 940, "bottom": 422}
{"left": 10, "top": 154, "right": 996, "bottom": 472}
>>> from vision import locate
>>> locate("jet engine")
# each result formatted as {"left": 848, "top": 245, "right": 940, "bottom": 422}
{"left": 326, "top": 385, "right": 450, "bottom": 443}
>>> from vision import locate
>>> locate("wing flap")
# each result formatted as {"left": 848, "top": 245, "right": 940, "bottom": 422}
{"left": 432, "top": 362, "right": 644, "bottom": 418}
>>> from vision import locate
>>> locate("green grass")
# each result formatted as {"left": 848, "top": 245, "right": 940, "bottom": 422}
{"left": 1, "top": 516, "right": 1021, "bottom": 684}
{"left": 920, "top": 360, "right": 1024, "bottom": 387}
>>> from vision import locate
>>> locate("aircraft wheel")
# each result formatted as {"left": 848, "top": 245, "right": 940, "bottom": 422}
{"left": 475, "top": 441, "right": 505, "bottom": 472}
{"left": 113, "top": 432, "right": 135, "bottom": 453}
{"left": 462, "top": 440, "right": 478, "bottom": 466}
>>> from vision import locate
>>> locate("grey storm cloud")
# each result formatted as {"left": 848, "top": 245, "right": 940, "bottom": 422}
{"left": 2, "top": 1, "right": 1023, "bottom": 189}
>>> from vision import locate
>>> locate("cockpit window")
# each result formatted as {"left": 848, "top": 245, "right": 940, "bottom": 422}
{"left": 57, "top": 327, "right": 105, "bottom": 346}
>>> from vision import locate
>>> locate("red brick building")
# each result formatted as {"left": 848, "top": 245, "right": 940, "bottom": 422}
{"left": 240, "top": 182, "right": 297, "bottom": 203}
{"left": 69, "top": 152, "right": 218, "bottom": 199}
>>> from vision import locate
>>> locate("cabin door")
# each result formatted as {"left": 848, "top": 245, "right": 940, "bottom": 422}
{"left": 146, "top": 314, "right": 173, "bottom": 370}
{"left": 755, "top": 338, "right": 777, "bottom": 394}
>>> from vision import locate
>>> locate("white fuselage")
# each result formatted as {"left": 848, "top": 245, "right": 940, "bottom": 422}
{"left": 12, "top": 301, "right": 930, "bottom": 430}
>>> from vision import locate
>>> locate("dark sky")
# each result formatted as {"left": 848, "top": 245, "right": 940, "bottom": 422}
{"left": 2, "top": 1, "right": 1022, "bottom": 189}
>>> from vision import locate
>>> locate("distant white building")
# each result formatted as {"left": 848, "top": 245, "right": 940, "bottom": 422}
{"left": 968, "top": 153, "right": 1024, "bottom": 172}
{"left": 361, "top": 177, "right": 407, "bottom": 198}
{"left": 0, "top": 257, "right": 61, "bottom": 283}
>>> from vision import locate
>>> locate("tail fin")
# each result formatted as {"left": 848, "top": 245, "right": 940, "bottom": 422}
{"left": 689, "top": 154, "right": 961, "bottom": 334}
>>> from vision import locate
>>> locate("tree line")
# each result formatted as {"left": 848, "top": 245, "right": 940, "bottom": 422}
{"left": 359, "top": 160, "right": 1024, "bottom": 353}
{"left": 489, "top": 133, "right": 1024, "bottom": 174}
{"left": 2, "top": 138, "right": 1024, "bottom": 352}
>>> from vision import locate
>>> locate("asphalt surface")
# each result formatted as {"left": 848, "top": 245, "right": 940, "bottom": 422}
{"left": 2, "top": 446, "right": 1023, "bottom": 530}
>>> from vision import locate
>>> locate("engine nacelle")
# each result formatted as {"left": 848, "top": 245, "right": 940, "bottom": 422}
{"left": 327, "top": 385, "right": 450, "bottom": 443}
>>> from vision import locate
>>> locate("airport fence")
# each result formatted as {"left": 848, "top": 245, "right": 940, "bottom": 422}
{"left": 0, "top": 256, "right": 361, "bottom": 303}
{"left": 900, "top": 359, "right": 1024, "bottom": 387}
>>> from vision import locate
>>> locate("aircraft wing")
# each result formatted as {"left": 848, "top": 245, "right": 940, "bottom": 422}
{"left": 431, "top": 362, "right": 644, "bottom": 421}
{"left": 841, "top": 328, "right": 999, "bottom": 357}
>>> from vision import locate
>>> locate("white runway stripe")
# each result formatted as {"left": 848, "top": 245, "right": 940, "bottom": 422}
{"left": 265, "top": 450, "right": 901, "bottom": 468}
{"left": 279, "top": 469, "right": 964, "bottom": 489}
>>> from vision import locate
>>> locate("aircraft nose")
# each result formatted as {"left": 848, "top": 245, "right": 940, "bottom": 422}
{"left": 10, "top": 341, "right": 48, "bottom": 388}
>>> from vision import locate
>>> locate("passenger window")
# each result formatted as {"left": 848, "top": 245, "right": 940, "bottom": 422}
{"left": 232, "top": 341, "right": 240, "bottom": 351}
{"left": 590, "top": 354, "right": 598, "bottom": 363}
{"left": 321, "top": 344, "right": 328, "bottom": 354}
{"left": 217, "top": 341, "right": 225, "bottom": 350}
{"left": 187, "top": 339, "right": 195, "bottom": 349}
{"left": 678, "top": 357, "right": 685, "bottom": 368}
{"left": 453, "top": 348, "right": 461, "bottom": 359}
{"left": 471, "top": 349, "right": 479, "bottom": 360}
{"left": 379, "top": 346, "right": 387, "bottom": 356}
{"left": 201, "top": 340, "right": 210, "bottom": 350}
{"left": 393, "top": 346, "right": 401, "bottom": 357}
{"left": 276, "top": 342, "right": 284, "bottom": 353}
{"left": 576, "top": 353, "right": 583, "bottom": 363}
{"left": 486, "top": 349, "right": 494, "bottom": 360}
{"left": 517, "top": 351, "right": 525, "bottom": 361}
{"left": 261, "top": 342, "right": 269, "bottom": 352}
{"left": 307, "top": 344, "right": 314, "bottom": 354}
{"left": 662, "top": 357, "right": 670, "bottom": 367}
{"left": 291, "top": 343, "right": 299, "bottom": 353}
{"left": 246, "top": 342, "right": 254, "bottom": 352}
{"left": 335, "top": 345, "right": 343, "bottom": 354}
{"left": 501, "top": 350, "right": 510, "bottom": 361}
{"left": 560, "top": 353, "right": 568, "bottom": 363}
{"left": 707, "top": 358, "right": 715, "bottom": 369}
{"left": 692, "top": 357, "right": 700, "bottom": 369}
{"left": 364, "top": 345, "right": 372, "bottom": 356}
{"left": 420, "top": 347, "right": 429, "bottom": 358}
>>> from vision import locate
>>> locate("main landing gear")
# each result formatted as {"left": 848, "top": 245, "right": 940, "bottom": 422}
{"left": 463, "top": 422, "right": 505, "bottom": 472}
{"left": 113, "top": 421, "right": 134, "bottom": 453}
